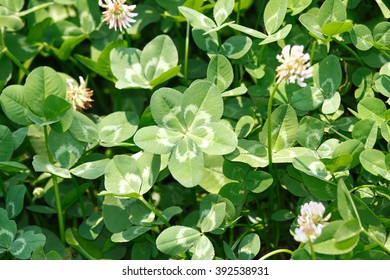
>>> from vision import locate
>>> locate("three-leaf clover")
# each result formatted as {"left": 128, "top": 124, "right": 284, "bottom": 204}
{"left": 134, "top": 80, "right": 238, "bottom": 187}
{"left": 0, "top": 208, "right": 46, "bottom": 259}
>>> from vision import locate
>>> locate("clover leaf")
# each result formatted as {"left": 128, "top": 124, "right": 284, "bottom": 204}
{"left": 0, "top": 208, "right": 46, "bottom": 259}
{"left": 102, "top": 152, "right": 161, "bottom": 196}
{"left": 110, "top": 35, "right": 181, "bottom": 89}
{"left": 134, "top": 80, "right": 238, "bottom": 188}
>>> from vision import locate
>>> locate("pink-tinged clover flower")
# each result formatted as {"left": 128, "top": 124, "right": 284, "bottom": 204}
{"left": 293, "top": 201, "right": 331, "bottom": 243}
{"left": 66, "top": 76, "right": 94, "bottom": 111}
{"left": 98, "top": 0, "right": 137, "bottom": 32}
{"left": 276, "top": 45, "right": 313, "bottom": 87}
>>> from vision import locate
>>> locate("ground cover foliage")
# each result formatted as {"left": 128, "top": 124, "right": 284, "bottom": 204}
{"left": 0, "top": 0, "right": 390, "bottom": 260}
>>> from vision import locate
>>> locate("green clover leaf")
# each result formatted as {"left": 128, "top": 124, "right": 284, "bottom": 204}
{"left": 134, "top": 81, "right": 238, "bottom": 187}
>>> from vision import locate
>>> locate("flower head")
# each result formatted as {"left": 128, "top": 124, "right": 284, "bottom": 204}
{"left": 66, "top": 76, "right": 93, "bottom": 111}
{"left": 32, "top": 187, "right": 45, "bottom": 199}
{"left": 293, "top": 201, "right": 331, "bottom": 243}
{"left": 276, "top": 45, "right": 313, "bottom": 87}
{"left": 98, "top": 0, "right": 137, "bottom": 32}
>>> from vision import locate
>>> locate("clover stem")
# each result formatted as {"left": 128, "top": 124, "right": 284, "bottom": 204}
{"left": 308, "top": 241, "right": 317, "bottom": 260}
{"left": 4, "top": 48, "right": 30, "bottom": 75}
{"left": 16, "top": 2, "right": 54, "bottom": 17}
{"left": 310, "top": 40, "right": 317, "bottom": 65}
{"left": 236, "top": 0, "right": 241, "bottom": 25}
{"left": 256, "top": 44, "right": 266, "bottom": 67}
{"left": 138, "top": 196, "right": 171, "bottom": 227}
{"left": 259, "top": 248, "right": 293, "bottom": 260}
{"left": 44, "top": 126, "right": 65, "bottom": 243}
{"left": 267, "top": 82, "right": 280, "bottom": 189}
{"left": 231, "top": 228, "right": 251, "bottom": 250}
{"left": 333, "top": 38, "right": 365, "bottom": 66}
{"left": 52, "top": 176, "right": 65, "bottom": 243}
{"left": 362, "top": 229, "right": 390, "bottom": 255}
{"left": 378, "top": 48, "right": 390, "bottom": 60}
{"left": 184, "top": 21, "right": 190, "bottom": 82}
{"left": 267, "top": 82, "right": 281, "bottom": 249}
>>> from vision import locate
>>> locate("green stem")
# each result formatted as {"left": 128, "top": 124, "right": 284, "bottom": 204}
{"left": 16, "top": 2, "right": 54, "bottom": 17}
{"left": 310, "top": 40, "right": 317, "bottom": 65}
{"left": 377, "top": 48, "right": 390, "bottom": 60}
{"left": 333, "top": 38, "right": 365, "bottom": 66}
{"left": 236, "top": 0, "right": 241, "bottom": 25}
{"left": 267, "top": 82, "right": 280, "bottom": 181}
{"left": 52, "top": 176, "right": 65, "bottom": 243}
{"left": 256, "top": 44, "right": 266, "bottom": 67}
{"left": 4, "top": 48, "right": 30, "bottom": 75}
{"left": 231, "top": 228, "right": 251, "bottom": 251}
{"left": 267, "top": 82, "right": 282, "bottom": 249}
{"left": 138, "top": 196, "right": 171, "bottom": 227}
{"left": 43, "top": 125, "right": 53, "bottom": 163}
{"left": 0, "top": 175, "right": 7, "bottom": 198}
{"left": 44, "top": 126, "right": 65, "bottom": 244}
{"left": 184, "top": 22, "right": 190, "bottom": 82}
{"left": 260, "top": 249, "right": 293, "bottom": 260}
{"left": 362, "top": 229, "right": 390, "bottom": 255}
{"left": 252, "top": 195, "right": 271, "bottom": 251}
{"left": 308, "top": 241, "right": 317, "bottom": 260}
{"left": 328, "top": 126, "right": 350, "bottom": 140}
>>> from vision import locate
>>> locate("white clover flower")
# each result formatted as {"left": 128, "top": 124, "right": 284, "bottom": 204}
{"left": 98, "top": 0, "right": 137, "bottom": 32}
{"left": 293, "top": 201, "right": 331, "bottom": 243}
{"left": 294, "top": 222, "right": 322, "bottom": 243}
{"left": 276, "top": 45, "right": 313, "bottom": 87}
{"left": 66, "top": 76, "right": 93, "bottom": 111}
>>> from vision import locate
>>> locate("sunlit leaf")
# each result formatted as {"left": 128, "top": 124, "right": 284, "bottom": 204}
{"left": 0, "top": 85, "right": 31, "bottom": 125}
{"left": 156, "top": 226, "right": 201, "bottom": 256}
{"left": 104, "top": 155, "right": 142, "bottom": 195}
{"left": 207, "top": 54, "right": 233, "bottom": 92}
{"left": 178, "top": 6, "right": 216, "bottom": 31}
{"left": 238, "top": 233, "right": 260, "bottom": 260}
{"left": 259, "top": 104, "right": 298, "bottom": 152}
{"left": 98, "top": 111, "right": 139, "bottom": 147}
{"left": 263, "top": 0, "right": 288, "bottom": 34}
{"left": 169, "top": 137, "right": 204, "bottom": 188}
{"left": 191, "top": 235, "right": 214, "bottom": 260}
{"left": 318, "top": 0, "right": 346, "bottom": 26}
{"left": 220, "top": 36, "right": 252, "bottom": 59}
{"left": 226, "top": 139, "right": 268, "bottom": 168}
{"left": 24, "top": 67, "right": 66, "bottom": 118}
{"left": 140, "top": 35, "right": 178, "bottom": 82}
{"left": 351, "top": 24, "right": 374, "bottom": 51}
{"left": 48, "top": 129, "right": 85, "bottom": 169}
{"left": 321, "top": 21, "right": 353, "bottom": 37}
{"left": 213, "top": 0, "right": 234, "bottom": 26}
{"left": 313, "top": 220, "right": 360, "bottom": 255}
{"left": 70, "top": 159, "right": 110, "bottom": 180}
{"left": 32, "top": 155, "right": 71, "bottom": 178}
